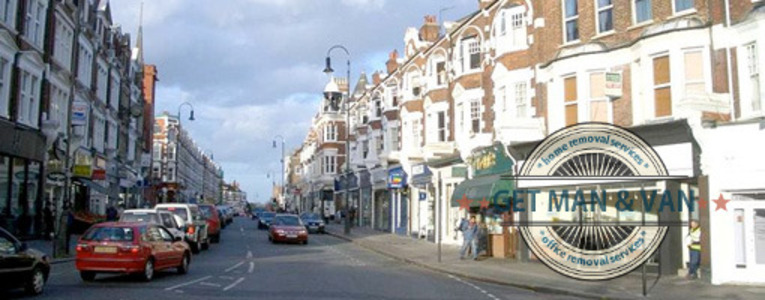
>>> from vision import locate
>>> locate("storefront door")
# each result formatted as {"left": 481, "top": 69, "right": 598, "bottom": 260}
{"left": 731, "top": 194, "right": 765, "bottom": 275}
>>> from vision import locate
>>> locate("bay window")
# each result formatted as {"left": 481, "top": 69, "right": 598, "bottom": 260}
{"left": 683, "top": 49, "right": 705, "bottom": 96}
{"left": 589, "top": 72, "right": 610, "bottom": 122}
{"left": 17, "top": 69, "right": 41, "bottom": 128}
{"left": 564, "top": 76, "right": 578, "bottom": 126}
{"left": 470, "top": 99, "right": 481, "bottom": 134}
{"left": 653, "top": 55, "right": 672, "bottom": 117}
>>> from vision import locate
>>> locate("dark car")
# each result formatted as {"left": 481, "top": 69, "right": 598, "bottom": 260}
{"left": 299, "top": 213, "right": 325, "bottom": 233}
{"left": 268, "top": 214, "right": 308, "bottom": 244}
{"left": 258, "top": 212, "right": 276, "bottom": 229}
{"left": 0, "top": 227, "right": 50, "bottom": 295}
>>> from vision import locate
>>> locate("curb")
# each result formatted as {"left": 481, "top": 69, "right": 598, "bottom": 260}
{"left": 50, "top": 257, "right": 75, "bottom": 265}
{"left": 326, "top": 230, "right": 631, "bottom": 300}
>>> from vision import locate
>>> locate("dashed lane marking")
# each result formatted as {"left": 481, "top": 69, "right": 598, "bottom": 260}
{"left": 247, "top": 250, "right": 253, "bottom": 259}
{"left": 224, "top": 261, "right": 245, "bottom": 273}
{"left": 164, "top": 276, "right": 212, "bottom": 291}
{"left": 219, "top": 275, "right": 235, "bottom": 280}
{"left": 222, "top": 277, "right": 245, "bottom": 291}
{"left": 248, "top": 261, "right": 255, "bottom": 273}
{"left": 447, "top": 274, "right": 499, "bottom": 300}
{"left": 199, "top": 282, "right": 221, "bottom": 287}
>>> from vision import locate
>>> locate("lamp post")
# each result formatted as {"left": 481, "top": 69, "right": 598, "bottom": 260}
{"left": 272, "top": 136, "right": 285, "bottom": 210}
{"left": 177, "top": 101, "right": 195, "bottom": 125}
{"left": 323, "top": 45, "right": 351, "bottom": 235}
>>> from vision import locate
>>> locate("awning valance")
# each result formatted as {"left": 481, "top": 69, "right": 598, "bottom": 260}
{"left": 450, "top": 175, "right": 513, "bottom": 207}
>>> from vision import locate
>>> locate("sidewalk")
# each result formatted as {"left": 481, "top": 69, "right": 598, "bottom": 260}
{"left": 25, "top": 235, "right": 80, "bottom": 264}
{"left": 325, "top": 224, "right": 764, "bottom": 300}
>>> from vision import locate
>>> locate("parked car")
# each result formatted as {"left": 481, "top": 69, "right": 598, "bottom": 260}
{"left": 299, "top": 212, "right": 326, "bottom": 233}
{"left": 197, "top": 204, "right": 222, "bottom": 243}
{"left": 216, "top": 208, "right": 227, "bottom": 229}
{"left": 216, "top": 205, "right": 233, "bottom": 225}
{"left": 75, "top": 222, "right": 191, "bottom": 282}
{"left": 268, "top": 214, "right": 308, "bottom": 244}
{"left": 0, "top": 227, "right": 50, "bottom": 295}
{"left": 258, "top": 212, "right": 276, "bottom": 229}
{"left": 119, "top": 209, "right": 185, "bottom": 240}
{"left": 155, "top": 204, "right": 210, "bottom": 253}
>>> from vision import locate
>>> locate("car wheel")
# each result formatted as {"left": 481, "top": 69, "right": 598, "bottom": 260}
{"left": 80, "top": 271, "right": 96, "bottom": 282}
{"left": 177, "top": 253, "right": 190, "bottom": 274}
{"left": 212, "top": 234, "right": 220, "bottom": 244}
{"left": 202, "top": 239, "right": 210, "bottom": 250}
{"left": 303, "top": 240, "right": 309, "bottom": 245}
{"left": 191, "top": 241, "right": 201, "bottom": 254}
{"left": 25, "top": 267, "right": 46, "bottom": 295}
{"left": 141, "top": 259, "right": 155, "bottom": 282}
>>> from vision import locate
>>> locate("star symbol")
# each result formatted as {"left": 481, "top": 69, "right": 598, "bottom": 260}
{"left": 712, "top": 193, "right": 731, "bottom": 211}
{"left": 697, "top": 198, "right": 708, "bottom": 211}
{"left": 479, "top": 197, "right": 490, "bottom": 209}
{"left": 456, "top": 194, "right": 473, "bottom": 211}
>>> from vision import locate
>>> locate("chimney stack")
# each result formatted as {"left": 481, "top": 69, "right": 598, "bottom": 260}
{"left": 386, "top": 50, "right": 399, "bottom": 74}
{"left": 419, "top": 15, "right": 439, "bottom": 42}
{"left": 372, "top": 71, "right": 382, "bottom": 85}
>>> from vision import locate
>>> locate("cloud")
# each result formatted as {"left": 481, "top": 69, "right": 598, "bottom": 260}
{"left": 109, "top": 0, "right": 479, "bottom": 202}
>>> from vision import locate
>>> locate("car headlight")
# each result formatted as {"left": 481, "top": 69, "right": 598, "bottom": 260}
{"left": 275, "top": 229, "right": 285, "bottom": 234}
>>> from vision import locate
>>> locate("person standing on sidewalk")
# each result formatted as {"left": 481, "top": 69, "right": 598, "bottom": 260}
{"left": 686, "top": 219, "right": 702, "bottom": 279}
{"left": 459, "top": 216, "right": 479, "bottom": 260}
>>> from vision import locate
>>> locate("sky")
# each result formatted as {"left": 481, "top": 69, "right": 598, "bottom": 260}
{"left": 109, "top": 0, "right": 479, "bottom": 204}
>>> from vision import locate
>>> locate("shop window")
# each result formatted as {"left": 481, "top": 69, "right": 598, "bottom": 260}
{"left": 684, "top": 50, "right": 705, "bottom": 96}
{"left": 634, "top": 0, "right": 652, "bottom": 24}
{"left": 564, "top": 76, "right": 578, "bottom": 125}
{"left": 0, "top": 156, "right": 8, "bottom": 215}
{"left": 27, "top": 162, "right": 40, "bottom": 226}
{"left": 0, "top": 57, "right": 9, "bottom": 118}
{"left": 596, "top": 0, "right": 614, "bottom": 34}
{"left": 10, "top": 158, "right": 25, "bottom": 217}
{"left": 653, "top": 55, "right": 672, "bottom": 117}
{"left": 589, "top": 73, "right": 609, "bottom": 122}
{"left": 563, "top": 0, "right": 579, "bottom": 43}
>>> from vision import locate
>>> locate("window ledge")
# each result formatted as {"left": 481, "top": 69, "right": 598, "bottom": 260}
{"left": 627, "top": 20, "right": 654, "bottom": 31}
{"left": 592, "top": 31, "right": 616, "bottom": 40}
{"left": 669, "top": 9, "right": 697, "bottom": 20}
{"left": 559, "top": 40, "right": 582, "bottom": 49}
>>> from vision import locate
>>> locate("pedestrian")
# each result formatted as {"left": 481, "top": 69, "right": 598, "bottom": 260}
{"left": 686, "top": 219, "right": 702, "bottom": 279}
{"left": 459, "top": 216, "right": 479, "bottom": 260}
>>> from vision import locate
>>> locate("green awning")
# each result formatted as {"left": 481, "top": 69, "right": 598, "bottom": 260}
{"left": 451, "top": 175, "right": 513, "bottom": 207}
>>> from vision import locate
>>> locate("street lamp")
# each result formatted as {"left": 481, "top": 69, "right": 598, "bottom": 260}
{"left": 273, "top": 135, "right": 285, "bottom": 210}
{"left": 323, "top": 44, "right": 351, "bottom": 235}
{"left": 177, "top": 101, "right": 195, "bottom": 125}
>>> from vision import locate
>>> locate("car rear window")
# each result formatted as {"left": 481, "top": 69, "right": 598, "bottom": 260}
{"left": 83, "top": 227, "right": 135, "bottom": 242}
{"left": 120, "top": 212, "right": 158, "bottom": 223}
{"left": 303, "top": 213, "right": 319, "bottom": 220}
{"left": 274, "top": 216, "right": 301, "bottom": 226}
{"left": 262, "top": 212, "right": 275, "bottom": 219}
{"left": 198, "top": 206, "right": 215, "bottom": 218}
{"left": 157, "top": 207, "right": 189, "bottom": 220}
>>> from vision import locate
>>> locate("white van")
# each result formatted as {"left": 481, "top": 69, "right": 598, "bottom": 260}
{"left": 155, "top": 204, "right": 210, "bottom": 253}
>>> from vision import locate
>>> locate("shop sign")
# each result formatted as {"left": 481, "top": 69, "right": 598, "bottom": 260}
{"left": 47, "top": 172, "right": 66, "bottom": 184}
{"left": 451, "top": 166, "right": 467, "bottom": 178}
{"left": 387, "top": 167, "right": 407, "bottom": 189}
{"left": 73, "top": 165, "right": 92, "bottom": 177}
{"left": 466, "top": 143, "right": 513, "bottom": 177}
{"left": 71, "top": 100, "right": 89, "bottom": 126}
{"left": 92, "top": 169, "right": 106, "bottom": 180}
{"left": 605, "top": 72, "right": 622, "bottom": 98}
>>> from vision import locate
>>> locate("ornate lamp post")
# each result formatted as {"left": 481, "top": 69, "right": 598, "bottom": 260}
{"left": 323, "top": 45, "right": 351, "bottom": 235}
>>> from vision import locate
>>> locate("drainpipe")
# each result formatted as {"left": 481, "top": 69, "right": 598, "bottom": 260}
{"left": 724, "top": 0, "right": 736, "bottom": 121}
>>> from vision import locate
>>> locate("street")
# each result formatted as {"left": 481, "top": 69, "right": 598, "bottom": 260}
{"left": 3, "top": 218, "right": 577, "bottom": 300}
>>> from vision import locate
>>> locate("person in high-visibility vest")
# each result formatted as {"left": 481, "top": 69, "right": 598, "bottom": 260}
{"left": 686, "top": 219, "right": 702, "bottom": 279}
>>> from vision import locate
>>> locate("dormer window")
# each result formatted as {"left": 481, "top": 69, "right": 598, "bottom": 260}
{"left": 458, "top": 36, "right": 481, "bottom": 73}
{"left": 496, "top": 6, "right": 527, "bottom": 51}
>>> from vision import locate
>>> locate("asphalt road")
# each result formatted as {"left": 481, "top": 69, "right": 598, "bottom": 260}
{"left": 3, "top": 217, "right": 580, "bottom": 300}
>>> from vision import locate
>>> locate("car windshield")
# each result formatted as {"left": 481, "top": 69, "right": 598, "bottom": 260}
{"left": 157, "top": 207, "right": 189, "bottom": 220}
{"left": 262, "top": 212, "right": 275, "bottom": 219}
{"left": 198, "top": 206, "right": 215, "bottom": 218}
{"left": 302, "top": 213, "right": 320, "bottom": 220}
{"left": 83, "top": 227, "right": 135, "bottom": 242}
{"left": 120, "top": 212, "right": 158, "bottom": 223}
{"left": 274, "top": 216, "right": 301, "bottom": 226}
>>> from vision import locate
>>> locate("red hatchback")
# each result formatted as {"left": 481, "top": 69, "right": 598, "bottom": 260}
{"left": 198, "top": 204, "right": 222, "bottom": 243}
{"left": 268, "top": 214, "right": 308, "bottom": 244}
{"left": 76, "top": 222, "right": 191, "bottom": 281}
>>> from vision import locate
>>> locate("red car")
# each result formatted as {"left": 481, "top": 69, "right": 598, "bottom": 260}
{"left": 75, "top": 222, "right": 191, "bottom": 282}
{"left": 198, "top": 204, "right": 222, "bottom": 243}
{"left": 268, "top": 214, "right": 308, "bottom": 244}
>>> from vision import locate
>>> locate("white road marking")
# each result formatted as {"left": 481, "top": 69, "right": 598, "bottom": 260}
{"left": 199, "top": 282, "right": 221, "bottom": 287}
{"left": 164, "top": 276, "right": 213, "bottom": 291}
{"left": 247, "top": 250, "right": 253, "bottom": 259}
{"left": 222, "top": 277, "right": 245, "bottom": 291}
{"left": 219, "top": 275, "right": 235, "bottom": 280}
{"left": 448, "top": 274, "right": 496, "bottom": 300}
{"left": 248, "top": 261, "right": 255, "bottom": 273}
{"left": 225, "top": 261, "right": 245, "bottom": 273}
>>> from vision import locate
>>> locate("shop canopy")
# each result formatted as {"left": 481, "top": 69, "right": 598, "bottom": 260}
{"left": 450, "top": 175, "right": 513, "bottom": 207}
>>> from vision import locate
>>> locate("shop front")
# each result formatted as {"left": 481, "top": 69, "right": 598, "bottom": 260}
{"left": 388, "top": 166, "right": 408, "bottom": 235}
{"left": 359, "top": 170, "right": 372, "bottom": 228}
{"left": 427, "top": 154, "right": 466, "bottom": 246}
{"left": 411, "top": 164, "right": 434, "bottom": 241}
{"left": 0, "top": 121, "right": 46, "bottom": 238}
{"left": 371, "top": 168, "right": 389, "bottom": 231}
{"left": 451, "top": 143, "right": 516, "bottom": 259}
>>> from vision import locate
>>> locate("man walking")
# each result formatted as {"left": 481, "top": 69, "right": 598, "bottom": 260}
{"left": 459, "top": 216, "right": 479, "bottom": 260}
{"left": 687, "top": 219, "right": 701, "bottom": 279}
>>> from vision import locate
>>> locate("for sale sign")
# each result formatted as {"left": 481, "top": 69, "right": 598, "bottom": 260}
{"left": 605, "top": 72, "right": 622, "bottom": 98}
{"left": 71, "top": 100, "right": 89, "bottom": 126}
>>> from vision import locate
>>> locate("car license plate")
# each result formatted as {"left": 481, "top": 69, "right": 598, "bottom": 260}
{"left": 287, "top": 234, "right": 297, "bottom": 238}
{"left": 94, "top": 246, "right": 117, "bottom": 254}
